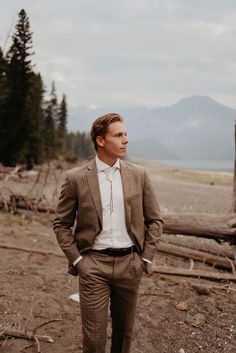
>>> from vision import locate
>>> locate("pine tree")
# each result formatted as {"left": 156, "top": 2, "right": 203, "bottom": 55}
{"left": 42, "top": 83, "right": 58, "bottom": 160}
{"left": 0, "top": 48, "right": 9, "bottom": 157}
{"left": 1, "top": 9, "right": 35, "bottom": 166}
{"left": 64, "top": 131, "right": 94, "bottom": 161}
{"left": 23, "top": 73, "right": 44, "bottom": 168}
{"left": 50, "top": 81, "right": 58, "bottom": 124}
{"left": 57, "top": 94, "right": 67, "bottom": 155}
{"left": 0, "top": 47, "right": 8, "bottom": 108}
{"left": 42, "top": 101, "right": 56, "bottom": 160}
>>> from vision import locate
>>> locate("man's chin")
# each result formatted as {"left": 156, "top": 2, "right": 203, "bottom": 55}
{"left": 119, "top": 152, "right": 126, "bottom": 157}
{"left": 119, "top": 152, "right": 127, "bottom": 160}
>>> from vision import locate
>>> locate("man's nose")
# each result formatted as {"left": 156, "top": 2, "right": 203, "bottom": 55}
{"left": 123, "top": 136, "right": 128, "bottom": 144}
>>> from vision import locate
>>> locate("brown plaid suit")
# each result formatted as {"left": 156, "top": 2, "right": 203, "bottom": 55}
{"left": 54, "top": 158, "right": 163, "bottom": 353}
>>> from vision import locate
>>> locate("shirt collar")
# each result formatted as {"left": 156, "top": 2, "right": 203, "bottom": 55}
{"left": 96, "top": 155, "right": 120, "bottom": 172}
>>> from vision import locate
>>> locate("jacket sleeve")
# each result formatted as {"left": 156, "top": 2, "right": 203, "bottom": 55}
{"left": 53, "top": 173, "right": 81, "bottom": 267}
{"left": 141, "top": 170, "right": 164, "bottom": 261}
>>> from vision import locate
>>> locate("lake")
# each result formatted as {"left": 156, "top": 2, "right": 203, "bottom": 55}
{"left": 156, "top": 159, "right": 234, "bottom": 172}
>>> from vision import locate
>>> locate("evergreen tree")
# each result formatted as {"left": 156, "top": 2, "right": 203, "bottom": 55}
{"left": 0, "top": 47, "right": 8, "bottom": 108}
{"left": 42, "top": 101, "right": 56, "bottom": 160}
{"left": 0, "top": 9, "right": 35, "bottom": 166}
{"left": 50, "top": 81, "right": 58, "bottom": 123}
{"left": 23, "top": 73, "right": 44, "bottom": 168}
{"left": 57, "top": 94, "right": 67, "bottom": 155}
{"left": 42, "top": 83, "right": 58, "bottom": 160}
{"left": 0, "top": 48, "right": 9, "bottom": 156}
{"left": 8, "top": 9, "right": 34, "bottom": 74}
{"left": 64, "top": 131, "right": 94, "bottom": 161}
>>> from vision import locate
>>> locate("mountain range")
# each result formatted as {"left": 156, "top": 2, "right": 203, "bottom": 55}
{"left": 68, "top": 95, "right": 236, "bottom": 161}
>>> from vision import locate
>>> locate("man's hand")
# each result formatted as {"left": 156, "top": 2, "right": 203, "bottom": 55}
{"left": 144, "top": 262, "right": 154, "bottom": 275}
{"left": 73, "top": 255, "right": 83, "bottom": 275}
{"left": 75, "top": 260, "right": 82, "bottom": 274}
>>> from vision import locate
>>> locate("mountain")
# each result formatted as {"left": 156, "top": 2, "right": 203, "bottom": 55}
{"left": 127, "top": 138, "right": 179, "bottom": 160}
{"left": 68, "top": 96, "right": 236, "bottom": 161}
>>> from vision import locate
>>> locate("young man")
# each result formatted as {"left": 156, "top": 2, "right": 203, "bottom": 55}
{"left": 54, "top": 113, "right": 163, "bottom": 353}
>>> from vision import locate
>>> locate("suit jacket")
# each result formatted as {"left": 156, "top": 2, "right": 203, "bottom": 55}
{"left": 53, "top": 158, "right": 163, "bottom": 275}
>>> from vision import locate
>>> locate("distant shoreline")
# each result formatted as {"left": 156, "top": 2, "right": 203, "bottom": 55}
{"left": 131, "top": 158, "right": 233, "bottom": 187}
{"left": 130, "top": 158, "right": 234, "bottom": 173}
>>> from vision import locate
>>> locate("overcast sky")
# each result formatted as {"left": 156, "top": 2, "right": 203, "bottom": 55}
{"left": 0, "top": 0, "right": 236, "bottom": 109}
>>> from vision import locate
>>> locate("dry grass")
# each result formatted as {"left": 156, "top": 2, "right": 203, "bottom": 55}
{"left": 132, "top": 159, "right": 233, "bottom": 187}
{"left": 0, "top": 212, "right": 28, "bottom": 227}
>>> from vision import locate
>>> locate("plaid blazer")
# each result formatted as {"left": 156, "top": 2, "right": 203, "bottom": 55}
{"left": 53, "top": 158, "right": 163, "bottom": 275}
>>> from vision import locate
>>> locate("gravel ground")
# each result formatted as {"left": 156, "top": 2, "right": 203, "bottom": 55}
{"left": 151, "top": 175, "right": 232, "bottom": 214}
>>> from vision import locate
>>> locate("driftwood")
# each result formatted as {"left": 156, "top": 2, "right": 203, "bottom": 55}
{"left": 0, "top": 318, "right": 61, "bottom": 352}
{"left": 0, "top": 197, "right": 55, "bottom": 214}
{"left": 1, "top": 241, "right": 236, "bottom": 273}
{"left": 0, "top": 327, "right": 54, "bottom": 343}
{"left": 153, "top": 265, "right": 236, "bottom": 281}
{"left": 0, "top": 161, "right": 62, "bottom": 214}
{"left": 161, "top": 276, "right": 236, "bottom": 293}
{"left": 189, "top": 282, "right": 236, "bottom": 294}
{"left": 162, "top": 233, "right": 236, "bottom": 259}
{"left": 157, "top": 242, "right": 236, "bottom": 271}
{"left": 9, "top": 197, "right": 55, "bottom": 214}
{"left": 0, "top": 244, "right": 64, "bottom": 258}
{"left": 2, "top": 242, "right": 236, "bottom": 285}
{"left": 163, "top": 213, "right": 236, "bottom": 240}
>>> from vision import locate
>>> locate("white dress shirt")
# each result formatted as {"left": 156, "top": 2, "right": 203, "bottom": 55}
{"left": 92, "top": 156, "right": 134, "bottom": 249}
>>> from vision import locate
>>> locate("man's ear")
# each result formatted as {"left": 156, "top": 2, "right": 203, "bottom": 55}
{"left": 96, "top": 136, "right": 105, "bottom": 148}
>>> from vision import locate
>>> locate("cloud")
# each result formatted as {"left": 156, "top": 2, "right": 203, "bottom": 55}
{"left": 186, "top": 119, "right": 202, "bottom": 129}
{"left": 0, "top": 0, "right": 236, "bottom": 109}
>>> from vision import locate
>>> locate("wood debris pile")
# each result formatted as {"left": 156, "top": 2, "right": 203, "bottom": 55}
{"left": 155, "top": 213, "right": 236, "bottom": 284}
{"left": 0, "top": 163, "right": 61, "bottom": 214}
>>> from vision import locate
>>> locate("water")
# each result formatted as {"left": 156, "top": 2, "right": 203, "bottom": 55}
{"left": 156, "top": 159, "right": 234, "bottom": 172}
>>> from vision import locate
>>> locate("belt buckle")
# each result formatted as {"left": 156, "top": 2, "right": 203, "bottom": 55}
{"left": 110, "top": 248, "right": 123, "bottom": 256}
{"left": 107, "top": 249, "right": 114, "bottom": 256}
{"left": 113, "top": 249, "right": 122, "bottom": 256}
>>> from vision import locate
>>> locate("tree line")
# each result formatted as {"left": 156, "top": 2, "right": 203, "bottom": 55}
{"left": 0, "top": 9, "right": 94, "bottom": 169}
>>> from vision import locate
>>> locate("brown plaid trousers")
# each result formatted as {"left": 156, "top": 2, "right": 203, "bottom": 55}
{"left": 78, "top": 251, "right": 144, "bottom": 353}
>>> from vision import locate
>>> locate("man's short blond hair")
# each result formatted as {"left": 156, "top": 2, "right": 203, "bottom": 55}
{"left": 90, "top": 113, "right": 123, "bottom": 151}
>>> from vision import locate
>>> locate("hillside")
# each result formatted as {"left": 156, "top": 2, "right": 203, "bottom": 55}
{"left": 68, "top": 96, "right": 236, "bottom": 161}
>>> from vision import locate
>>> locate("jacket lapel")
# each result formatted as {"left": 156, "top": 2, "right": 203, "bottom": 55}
{"left": 86, "top": 159, "right": 103, "bottom": 226}
{"left": 120, "top": 160, "right": 132, "bottom": 229}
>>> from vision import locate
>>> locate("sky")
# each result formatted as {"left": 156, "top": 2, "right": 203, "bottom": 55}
{"left": 0, "top": 0, "right": 236, "bottom": 110}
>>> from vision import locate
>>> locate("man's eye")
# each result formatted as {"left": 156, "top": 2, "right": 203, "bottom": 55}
{"left": 115, "top": 133, "right": 126, "bottom": 137}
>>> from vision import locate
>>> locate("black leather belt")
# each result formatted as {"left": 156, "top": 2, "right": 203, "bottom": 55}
{"left": 90, "top": 245, "right": 137, "bottom": 257}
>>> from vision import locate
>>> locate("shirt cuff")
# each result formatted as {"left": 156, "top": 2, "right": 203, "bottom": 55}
{"left": 142, "top": 257, "right": 152, "bottom": 264}
{"left": 73, "top": 256, "right": 83, "bottom": 266}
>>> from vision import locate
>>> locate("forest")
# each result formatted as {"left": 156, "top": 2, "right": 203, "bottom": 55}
{"left": 0, "top": 9, "right": 94, "bottom": 170}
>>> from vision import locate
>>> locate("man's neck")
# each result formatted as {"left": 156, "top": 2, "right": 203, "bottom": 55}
{"left": 96, "top": 153, "right": 118, "bottom": 167}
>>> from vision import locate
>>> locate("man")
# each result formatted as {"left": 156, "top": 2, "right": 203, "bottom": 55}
{"left": 54, "top": 113, "right": 163, "bottom": 353}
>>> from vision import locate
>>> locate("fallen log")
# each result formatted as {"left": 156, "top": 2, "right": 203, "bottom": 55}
{"left": 3, "top": 243, "right": 235, "bottom": 273}
{"left": 160, "top": 274, "right": 236, "bottom": 292}
{"left": 0, "top": 328, "right": 54, "bottom": 343}
{"left": 0, "top": 199, "right": 55, "bottom": 214}
{"left": 0, "top": 318, "right": 62, "bottom": 352}
{"left": 153, "top": 265, "right": 236, "bottom": 281}
{"left": 157, "top": 242, "right": 236, "bottom": 271}
{"left": 162, "top": 233, "right": 236, "bottom": 259}
{"left": 163, "top": 213, "right": 236, "bottom": 240}
{"left": 0, "top": 244, "right": 64, "bottom": 258}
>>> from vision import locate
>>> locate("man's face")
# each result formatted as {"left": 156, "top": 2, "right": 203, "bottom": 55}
{"left": 97, "top": 121, "right": 128, "bottom": 160}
